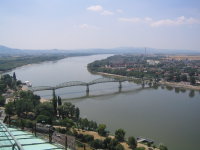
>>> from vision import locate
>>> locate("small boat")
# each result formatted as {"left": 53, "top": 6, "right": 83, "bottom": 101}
{"left": 24, "top": 81, "right": 32, "bottom": 87}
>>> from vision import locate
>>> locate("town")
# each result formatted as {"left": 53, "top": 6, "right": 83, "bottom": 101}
{"left": 88, "top": 55, "right": 200, "bottom": 87}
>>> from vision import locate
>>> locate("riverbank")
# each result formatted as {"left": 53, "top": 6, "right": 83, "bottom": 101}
{"left": 92, "top": 71, "right": 200, "bottom": 90}
{"left": 158, "top": 81, "right": 200, "bottom": 90}
{"left": 53, "top": 127, "right": 159, "bottom": 150}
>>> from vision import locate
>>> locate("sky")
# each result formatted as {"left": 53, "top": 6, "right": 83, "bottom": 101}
{"left": 0, "top": 0, "right": 200, "bottom": 51}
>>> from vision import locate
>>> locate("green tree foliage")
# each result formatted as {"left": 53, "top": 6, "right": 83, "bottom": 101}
{"left": 0, "top": 55, "right": 67, "bottom": 71}
{"left": 77, "top": 118, "right": 97, "bottom": 131}
{"left": 128, "top": 136, "right": 137, "bottom": 149}
{"left": 35, "top": 102, "right": 54, "bottom": 124}
{"left": 116, "top": 144, "right": 124, "bottom": 150}
{"left": 16, "top": 99, "right": 33, "bottom": 117}
{"left": 13, "top": 72, "right": 17, "bottom": 81}
{"left": 5, "top": 102, "right": 15, "bottom": 116}
{"left": 97, "top": 124, "right": 107, "bottom": 136}
{"left": 90, "top": 139, "right": 103, "bottom": 149}
{"left": 75, "top": 107, "right": 80, "bottom": 120}
{"left": 115, "top": 129, "right": 126, "bottom": 142}
{"left": 159, "top": 144, "right": 168, "bottom": 150}
{"left": 180, "top": 74, "right": 187, "bottom": 81}
{"left": 19, "top": 91, "right": 40, "bottom": 108}
{"left": 190, "top": 76, "right": 196, "bottom": 85}
{"left": 59, "top": 118, "right": 74, "bottom": 129}
{"left": 52, "top": 90, "right": 57, "bottom": 116}
{"left": 107, "top": 138, "right": 121, "bottom": 150}
{"left": 57, "top": 96, "right": 62, "bottom": 106}
{"left": 57, "top": 102, "right": 79, "bottom": 119}
{"left": 135, "top": 147, "right": 145, "bottom": 150}
{"left": 36, "top": 115, "right": 51, "bottom": 124}
{"left": 0, "top": 95, "right": 5, "bottom": 106}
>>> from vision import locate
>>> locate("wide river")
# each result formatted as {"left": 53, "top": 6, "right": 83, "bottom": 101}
{"left": 8, "top": 54, "right": 200, "bottom": 150}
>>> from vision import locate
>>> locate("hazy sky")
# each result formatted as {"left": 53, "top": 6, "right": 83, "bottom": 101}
{"left": 0, "top": 0, "right": 200, "bottom": 50}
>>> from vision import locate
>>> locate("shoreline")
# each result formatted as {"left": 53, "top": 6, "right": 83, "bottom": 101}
{"left": 92, "top": 71, "right": 200, "bottom": 91}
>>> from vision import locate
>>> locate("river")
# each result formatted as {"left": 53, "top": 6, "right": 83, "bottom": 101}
{"left": 8, "top": 54, "right": 200, "bottom": 150}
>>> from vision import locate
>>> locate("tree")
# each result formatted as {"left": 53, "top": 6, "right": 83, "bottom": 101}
{"left": 19, "top": 91, "right": 40, "bottom": 108}
{"left": 57, "top": 96, "right": 62, "bottom": 106}
{"left": 35, "top": 102, "right": 54, "bottom": 124}
{"left": 5, "top": 102, "right": 15, "bottom": 116}
{"left": 115, "top": 129, "right": 126, "bottom": 142}
{"left": 59, "top": 118, "right": 74, "bottom": 129}
{"left": 108, "top": 138, "right": 119, "bottom": 150}
{"left": 57, "top": 102, "right": 76, "bottom": 119}
{"left": 13, "top": 72, "right": 17, "bottom": 81}
{"left": 52, "top": 90, "right": 57, "bottom": 116}
{"left": 116, "top": 144, "right": 124, "bottom": 150}
{"left": 75, "top": 107, "right": 80, "bottom": 120}
{"left": 128, "top": 136, "right": 137, "bottom": 149}
{"left": 97, "top": 124, "right": 106, "bottom": 136}
{"left": 103, "top": 137, "right": 112, "bottom": 149}
{"left": 159, "top": 144, "right": 168, "bottom": 150}
{"left": 0, "top": 95, "right": 5, "bottom": 106}
{"left": 36, "top": 115, "right": 51, "bottom": 124}
{"left": 180, "top": 74, "right": 187, "bottom": 81}
{"left": 16, "top": 99, "right": 33, "bottom": 117}
{"left": 190, "top": 76, "right": 196, "bottom": 85}
{"left": 90, "top": 139, "right": 103, "bottom": 149}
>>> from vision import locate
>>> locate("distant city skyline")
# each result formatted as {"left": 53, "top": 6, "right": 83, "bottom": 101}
{"left": 0, "top": 0, "right": 200, "bottom": 51}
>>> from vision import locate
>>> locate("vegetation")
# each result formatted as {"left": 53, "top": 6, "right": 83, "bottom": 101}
{"left": 0, "top": 95, "right": 5, "bottom": 106}
{"left": 115, "top": 128, "right": 126, "bottom": 142}
{"left": 0, "top": 55, "right": 69, "bottom": 72}
{"left": 128, "top": 136, "right": 137, "bottom": 149}
{"left": 97, "top": 124, "right": 107, "bottom": 136}
{"left": 159, "top": 144, "right": 168, "bottom": 150}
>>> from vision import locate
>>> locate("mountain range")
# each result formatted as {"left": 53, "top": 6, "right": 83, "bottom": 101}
{"left": 0, "top": 45, "right": 199, "bottom": 56}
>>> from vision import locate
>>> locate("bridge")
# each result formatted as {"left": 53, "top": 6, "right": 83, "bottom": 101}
{"left": 29, "top": 77, "right": 155, "bottom": 96}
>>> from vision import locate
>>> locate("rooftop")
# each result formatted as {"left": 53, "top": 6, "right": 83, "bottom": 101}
{"left": 0, "top": 121, "right": 65, "bottom": 150}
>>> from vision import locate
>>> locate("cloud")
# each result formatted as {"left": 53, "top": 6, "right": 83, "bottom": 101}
{"left": 87, "top": 5, "right": 114, "bottom": 16}
{"left": 116, "top": 9, "right": 123, "bottom": 13}
{"left": 79, "top": 24, "right": 99, "bottom": 30}
{"left": 151, "top": 16, "right": 200, "bottom": 27}
{"left": 118, "top": 16, "right": 200, "bottom": 27}
{"left": 118, "top": 17, "right": 141, "bottom": 23}
{"left": 101, "top": 10, "right": 114, "bottom": 16}
{"left": 87, "top": 5, "right": 103, "bottom": 12}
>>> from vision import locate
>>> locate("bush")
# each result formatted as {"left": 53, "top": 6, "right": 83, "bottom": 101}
{"left": 128, "top": 136, "right": 137, "bottom": 149}
{"left": 135, "top": 147, "right": 145, "bottom": 150}
{"left": 90, "top": 139, "right": 103, "bottom": 149}
{"left": 116, "top": 144, "right": 124, "bottom": 150}
{"left": 25, "top": 119, "right": 34, "bottom": 128}
{"left": 36, "top": 115, "right": 51, "bottom": 124}
{"left": 0, "top": 95, "right": 5, "bottom": 106}
{"left": 115, "top": 129, "right": 126, "bottom": 142}
{"left": 97, "top": 124, "right": 107, "bottom": 136}
{"left": 83, "top": 134, "right": 94, "bottom": 143}
{"left": 159, "top": 144, "right": 168, "bottom": 150}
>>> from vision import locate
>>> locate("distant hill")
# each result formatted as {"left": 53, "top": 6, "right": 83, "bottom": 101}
{"left": 0, "top": 45, "right": 199, "bottom": 56}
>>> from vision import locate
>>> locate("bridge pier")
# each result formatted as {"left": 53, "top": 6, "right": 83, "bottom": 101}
{"left": 118, "top": 81, "right": 122, "bottom": 92}
{"left": 52, "top": 89, "right": 55, "bottom": 98}
{"left": 86, "top": 84, "right": 89, "bottom": 96}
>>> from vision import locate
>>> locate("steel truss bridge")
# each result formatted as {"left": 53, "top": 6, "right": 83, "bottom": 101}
{"left": 29, "top": 77, "right": 154, "bottom": 96}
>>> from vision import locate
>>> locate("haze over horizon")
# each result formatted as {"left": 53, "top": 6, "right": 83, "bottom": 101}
{"left": 0, "top": 0, "right": 200, "bottom": 51}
